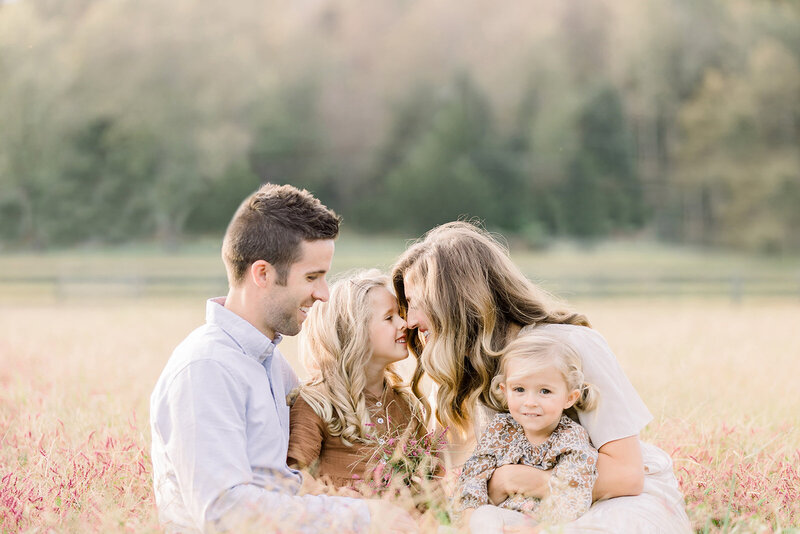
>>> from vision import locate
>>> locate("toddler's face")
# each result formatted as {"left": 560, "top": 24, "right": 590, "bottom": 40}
{"left": 501, "top": 361, "right": 579, "bottom": 444}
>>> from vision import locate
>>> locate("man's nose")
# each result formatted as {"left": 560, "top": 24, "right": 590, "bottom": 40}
{"left": 312, "top": 280, "right": 330, "bottom": 302}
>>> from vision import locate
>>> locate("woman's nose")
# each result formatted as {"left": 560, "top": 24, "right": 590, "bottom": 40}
{"left": 406, "top": 309, "right": 419, "bottom": 328}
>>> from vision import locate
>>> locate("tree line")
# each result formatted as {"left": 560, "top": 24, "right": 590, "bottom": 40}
{"left": 1, "top": 0, "right": 798, "bottom": 252}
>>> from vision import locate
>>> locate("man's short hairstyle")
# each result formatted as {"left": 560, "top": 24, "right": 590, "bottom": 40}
{"left": 222, "top": 183, "right": 341, "bottom": 285}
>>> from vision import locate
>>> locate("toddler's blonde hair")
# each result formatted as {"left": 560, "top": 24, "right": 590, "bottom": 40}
{"left": 489, "top": 332, "right": 599, "bottom": 413}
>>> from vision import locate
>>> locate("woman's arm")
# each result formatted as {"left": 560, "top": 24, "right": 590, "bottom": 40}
{"left": 592, "top": 435, "right": 644, "bottom": 501}
{"left": 487, "top": 464, "right": 551, "bottom": 504}
{"left": 487, "top": 435, "right": 644, "bottom": 504}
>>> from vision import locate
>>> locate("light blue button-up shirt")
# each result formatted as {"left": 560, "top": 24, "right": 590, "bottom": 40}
{"left": 150, "top": 297, "right": 370, "bottom": 533}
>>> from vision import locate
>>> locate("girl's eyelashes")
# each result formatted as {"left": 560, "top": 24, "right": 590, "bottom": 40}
{"left": 539, "top": 388, "right": 552, "bottom": 395}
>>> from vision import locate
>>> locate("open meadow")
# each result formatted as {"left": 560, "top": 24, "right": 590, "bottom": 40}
{"left": 1, "top": 240, "right": 799, "bottom": 532}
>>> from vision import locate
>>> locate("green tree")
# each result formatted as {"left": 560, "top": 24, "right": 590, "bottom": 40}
{"left": 562, "top": 85, "right": 644, "bottom": 238}
{"left": 380, "top": 74, "right": 523, "bottom": 234}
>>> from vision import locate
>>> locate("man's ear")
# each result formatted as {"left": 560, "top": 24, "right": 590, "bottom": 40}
{"left": 564, "top": 389, "right": 580, "bottom": 410}
{"left": 249, "top": 260, "right": 274, "bottom": 289}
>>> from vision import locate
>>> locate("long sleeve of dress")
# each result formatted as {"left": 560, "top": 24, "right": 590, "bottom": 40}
{"left": 287, "top": 396, "right": 326, "bottom": 469}
{"left": 454, "top": 415, "right": 514, "bottom": 511}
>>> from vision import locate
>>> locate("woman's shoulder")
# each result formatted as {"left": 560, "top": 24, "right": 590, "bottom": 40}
{"left": 524, "top": 322, "right": 605, "bottom": 343}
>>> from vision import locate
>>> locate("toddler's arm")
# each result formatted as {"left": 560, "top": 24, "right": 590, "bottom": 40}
{"left": 538, "top": 424, "right": 597, "bottom": 523}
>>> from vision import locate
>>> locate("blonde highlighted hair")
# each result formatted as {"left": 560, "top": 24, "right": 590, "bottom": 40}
{"left": 489, "top": 332, "right": 599, "bottom": 413}
{"left": 392, "top": 221, "right": 590, "bottom": 435}
{"left": 298, "top": 269, "right": 427, "bottom": 446}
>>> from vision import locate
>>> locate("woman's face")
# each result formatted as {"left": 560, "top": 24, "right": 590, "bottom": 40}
{"left": 402, "top": 275, "right": 431, "bottom": 343}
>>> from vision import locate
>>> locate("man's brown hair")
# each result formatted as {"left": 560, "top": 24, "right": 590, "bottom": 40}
{"left": 222, "top": 183, "right": 341, "bottom": 285}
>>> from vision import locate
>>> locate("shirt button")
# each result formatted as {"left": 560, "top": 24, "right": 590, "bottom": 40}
{"left": 376, "top": 401, "right": 383, "bottom": 407}
{"left": 377, "top": 417, "right": 384, "bottom": 424}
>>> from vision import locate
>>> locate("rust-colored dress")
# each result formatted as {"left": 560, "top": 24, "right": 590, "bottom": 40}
{"left": 287, "top": 387, "right": 425, "bottom": 489}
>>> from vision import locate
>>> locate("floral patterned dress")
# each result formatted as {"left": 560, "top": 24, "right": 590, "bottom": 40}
{"left": 456, "top": 413, "right": 598, "bottom": 524}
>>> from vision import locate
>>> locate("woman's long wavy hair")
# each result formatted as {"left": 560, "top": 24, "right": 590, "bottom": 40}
{"left": 298, "top": 269, "right": 427, "bottom": 446}
{"left": 488, "top": 332, "right": 599, "bottom": 414}
{"left": 391, "top": 221, "right": 590, "bottom": 435}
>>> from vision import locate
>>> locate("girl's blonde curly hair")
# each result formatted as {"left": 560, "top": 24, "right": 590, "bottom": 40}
{"left": 297, "top": 269, "right": 428, "bottom": 446}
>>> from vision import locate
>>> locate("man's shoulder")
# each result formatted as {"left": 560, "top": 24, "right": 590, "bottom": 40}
{"left": 153, "top": 324, "right": 251, "bottom": 395}
{"left": 172, "top": 322, "right": 242, "bottom": 363}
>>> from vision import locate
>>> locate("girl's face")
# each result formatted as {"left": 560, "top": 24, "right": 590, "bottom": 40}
{"left": 367, "top": 286, "right": 409, "bottom": 367}
{"left": 402, "top": 275, "right": 431, "bottom": 343}
{"left": 500, "top": 360, "right": 580, "bottom": 444}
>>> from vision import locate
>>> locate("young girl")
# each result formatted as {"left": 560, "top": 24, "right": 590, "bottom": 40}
{"left": 287, "top": 269, "right": 431, "bottom": 493}
{"left": 455, "top": 332, "right": 599, "bottom": 532}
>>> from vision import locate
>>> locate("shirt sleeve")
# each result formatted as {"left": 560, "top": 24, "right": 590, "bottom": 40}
{"left": 287, "top": 395, "right": 325, "bottom": 469}
{"left": 538, "top": 421, "right": 598, "bottom": 524}
{"left": 536, "top": 324, "right": 653, "bottom": 448}
{"left": 152, "top": 359, "right": 369, "bottom": 533}
{"left": 454, "top": 414, "right": 509, "bottom": 511}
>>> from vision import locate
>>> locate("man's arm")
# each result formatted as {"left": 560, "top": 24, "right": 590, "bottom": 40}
{"left": 153, "top": 360, "right": 372, "bottom": 533}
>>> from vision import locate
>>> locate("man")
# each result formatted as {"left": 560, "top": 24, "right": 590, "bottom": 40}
{"left": 150, "top": 184, "right": 417, "bottom": 533}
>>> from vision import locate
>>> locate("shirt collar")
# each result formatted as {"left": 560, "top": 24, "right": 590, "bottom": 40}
{"left": 206, "top": 297, "right": 283, "bottom": 365}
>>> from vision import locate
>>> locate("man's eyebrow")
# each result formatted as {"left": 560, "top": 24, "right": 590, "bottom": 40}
{"left": 304, "top": 269, "right": 327, "bottom": 276}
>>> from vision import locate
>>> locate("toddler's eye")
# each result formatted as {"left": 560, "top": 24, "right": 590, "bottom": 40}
{"left": 512, "top": 386, "right": 525, "bottom": 393}
{"left": 540, "top": 388, "right": 552, "bottom": 395}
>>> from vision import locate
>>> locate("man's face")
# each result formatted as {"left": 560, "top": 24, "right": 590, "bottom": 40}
{"left": 263, "top": 239, "right": 335, "bottom": 338}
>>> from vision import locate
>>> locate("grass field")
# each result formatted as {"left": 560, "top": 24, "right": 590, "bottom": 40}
{"left": 1, "top": 240, "right": 799, "bottom": 532}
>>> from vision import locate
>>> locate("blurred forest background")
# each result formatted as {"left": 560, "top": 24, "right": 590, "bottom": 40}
{"left": 1, "top": 0, "right": 799, "bottom": 253}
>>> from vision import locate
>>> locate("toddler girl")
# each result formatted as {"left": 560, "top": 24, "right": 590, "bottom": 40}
{"left": 456, "top": 332, "right": 599, "bottom": 532}
{"left": 287, "top": 269, "right": 431, "bottom": 493}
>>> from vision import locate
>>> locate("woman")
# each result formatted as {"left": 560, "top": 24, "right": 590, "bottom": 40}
{"left": 392, "top": 221, "right": 690, "bottom": 533}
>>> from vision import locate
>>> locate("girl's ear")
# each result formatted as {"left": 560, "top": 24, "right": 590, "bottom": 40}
{"left": 498, "top": 382, "right": 507, "bottom": 397}
{"left": 564, "top": 389, "right": 580, "bottom": 410}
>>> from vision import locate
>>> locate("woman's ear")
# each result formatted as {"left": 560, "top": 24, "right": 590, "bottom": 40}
{"left": 564, "top": 389, "right": 580, "bottom": 410}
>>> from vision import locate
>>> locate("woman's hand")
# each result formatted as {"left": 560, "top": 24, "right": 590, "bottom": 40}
{"left": 593, "top": 436, "right": 645, "bottom": 501}
{"left": 487, "top": 464, "right": 552, "bottom": 505}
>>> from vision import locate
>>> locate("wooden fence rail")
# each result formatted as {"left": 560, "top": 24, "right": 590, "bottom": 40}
{"left": 1, "top": 275, "right": 799, "bottom": 301}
